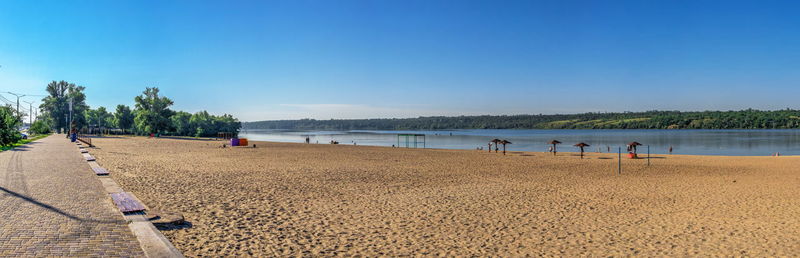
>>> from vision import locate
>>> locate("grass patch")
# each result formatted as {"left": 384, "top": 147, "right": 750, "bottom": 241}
{"left": 0, "top": 134, "right": 51, "bottom": 152}
{"left": 541, "top": 119, "right": 580, "bottom": 128}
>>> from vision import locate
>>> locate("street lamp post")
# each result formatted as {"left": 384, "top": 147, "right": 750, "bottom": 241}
{"left": 23, "top": 101, "right": 34, "bottom": 126}
{"left": 6, "top": 92, "right": 26, "bottom": 118}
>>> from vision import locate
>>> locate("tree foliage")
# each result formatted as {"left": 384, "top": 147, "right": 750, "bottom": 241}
{"left": 134, "top": 87, "right": 175, "bottom": 134}
{"left": 39, "top": 80, "right": 88, "bottom": 133}
{"left": 86, "top": 106, "right": 113, "bottom": 129}
{"left": 114, "top": 104, "right": 134, "bottom": 133}
{"left": 30, "top": 117, "right": 52, "bottom": 135}
{"left": 243, "top": 109, "right": 800, "bottom": 130}
{"left": 0, "top": 106, "right": 21, "bottom": 146}
{"left": 171, "top": 111, "right": 193, "bottom": 136}
{"left": 127, "top": 87, "right": 240, "bottom": 137}
{"left": 36, "top": 83, "right": 240, "bottom": 137}
{"left": 186, "top": 111, "right": 240, "bottom": 137}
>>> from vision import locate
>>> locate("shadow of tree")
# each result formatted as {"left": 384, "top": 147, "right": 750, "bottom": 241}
{"left": 0, "top": 186, "right": 123, "bottom": 224}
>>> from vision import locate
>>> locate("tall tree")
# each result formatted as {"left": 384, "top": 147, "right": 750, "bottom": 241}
{"left": 133, "top": 87, "right": 174, "bottom": 134}
{"left": 39, "top": 80, "right": 88, "bottom": 133}
{"left": 114, "top": 104, "right": 134, "bottom": 134}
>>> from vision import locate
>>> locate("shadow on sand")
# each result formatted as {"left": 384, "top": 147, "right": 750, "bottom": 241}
{"left": 154, "top": 221, "right": 193, "bottom": 231}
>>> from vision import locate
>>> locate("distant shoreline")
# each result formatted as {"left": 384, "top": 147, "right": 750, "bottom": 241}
{"left": 242, "top": 109, "right": 800, "bottom": 130}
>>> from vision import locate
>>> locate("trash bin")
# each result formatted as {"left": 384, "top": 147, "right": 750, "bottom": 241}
{"left": 239, "top": 138, "right": 248, "bottom": 146}
{"left": 230, "top": 138, "right": 240, "bottom": 146}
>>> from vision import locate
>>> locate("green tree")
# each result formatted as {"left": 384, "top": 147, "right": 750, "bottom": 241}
{"left": 189, "top": 111, "right": 213, "bottom": 137}
{"left": 170, "top": 111, "right": 192, "bottom": 136}
{"left": 30, "top": 118, "right": 52, "bottom": 135}
{"left": 0, "top": 106, "right": 21, "bottom": 146}
{"left": 39, "top": 80, "right": 89, "bottom": 133}
{"left": 114, "top": 104, "right": 134, "bottom": 134}
{"left": 86, "top": 107, "right": 113, "bottom": 134}
{"left": 133, "top": 87, "right": 174, "bottom": 134}
{"left": 214, "top": 114, "right": 241, "bottom": 137}
{"left": 86, "top": 107, "right": 108, "bottom": 127}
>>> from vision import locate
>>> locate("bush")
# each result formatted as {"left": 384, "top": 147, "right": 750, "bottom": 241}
{"left": 30, "top": 119, "right": 52, "bottom": 135}
{"left": 0, "top": 106, "right": 21, "bottom": 147}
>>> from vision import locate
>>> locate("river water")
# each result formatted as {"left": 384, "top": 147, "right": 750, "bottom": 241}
{"left": 238, "top": 129, "right": 800, "bottom": 156}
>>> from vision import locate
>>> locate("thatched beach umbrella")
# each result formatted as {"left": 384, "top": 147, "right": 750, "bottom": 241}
{"left": 574, "top": 142, "right": 590, "bottom": 159}
{"left": 490, "top": 139, "right": 502, "bottom": 153}
{"left": 627, "top": 141, "right": 642, "bottom": 154}
{"left": 548, "top": 140, "right": 562, "bottom": 155}
{"left": 499, "top": 140, "right": 512, "bottom": 155}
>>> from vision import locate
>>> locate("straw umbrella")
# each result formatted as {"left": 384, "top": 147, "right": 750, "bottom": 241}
{"left": 627, "top": 141, "right": 642, "bottom": 154}
{"left": 499, "top": 139, "right": 512, "bottom": 155}
{"left": 490, "top": 139, "right": 502, "bottom": 153}
{"left": 574, "top": 142, "right": 590, "bottom": 159}
{"left": 548, "top": 140, "right": 562, "bottom": 155}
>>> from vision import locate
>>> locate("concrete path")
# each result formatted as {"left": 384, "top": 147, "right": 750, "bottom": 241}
{"left": 0, "top": 135, "right": 144, "bottom": 256}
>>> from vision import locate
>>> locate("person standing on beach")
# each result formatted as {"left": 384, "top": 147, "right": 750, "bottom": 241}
{"left": 669, "top": 146, "right": 673, "bottom": 154}
{"left": 488, "top": 143, "right": 492, "bottom": 152}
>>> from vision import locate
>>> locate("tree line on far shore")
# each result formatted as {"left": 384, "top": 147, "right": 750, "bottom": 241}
{"left": 32, "top": 80, "right": 241, "bottom": 137}
{"left": 244, "top": 109, "right": 800, "bottom": 130}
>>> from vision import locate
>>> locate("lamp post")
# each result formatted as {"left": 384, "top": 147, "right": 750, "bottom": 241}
{"left": 6, "top": 92, "right": 26, "bottom": 118}
{"left": 23, "top": 100, "right": 34, "bottom": 126}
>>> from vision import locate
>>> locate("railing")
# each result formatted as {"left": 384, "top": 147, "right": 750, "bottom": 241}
{"left": 77, "top": 133, "right": 93, "bottom": 147}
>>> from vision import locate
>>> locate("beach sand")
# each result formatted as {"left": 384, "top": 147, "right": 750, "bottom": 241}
{"left": 88, "top": 136, "right": 800, "bottom": 256}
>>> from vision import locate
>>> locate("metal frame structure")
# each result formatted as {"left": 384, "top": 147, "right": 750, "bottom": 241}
{"left": 397, "top": 134, "right": 426, "bottom": 148}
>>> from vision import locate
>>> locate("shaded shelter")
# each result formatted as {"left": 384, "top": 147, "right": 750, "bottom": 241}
{"left": 490, "top": 139, "right": 502, "bottom": 153}
{"left": 548, "top": 140, "right": 562, "bottom": 155}
{"left": 574, "top": 142, "right": 590, "bottom": 159}
{"left": 499, "top": 140, "right": 512, "bottom": 155}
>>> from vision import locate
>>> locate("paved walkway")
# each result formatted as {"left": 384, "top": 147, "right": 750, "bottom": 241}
{"left": 0, "top": 135, "right": 144, "bottom": 256}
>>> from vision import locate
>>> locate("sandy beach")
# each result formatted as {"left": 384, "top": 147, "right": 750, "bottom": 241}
{"left": 88, "top": 136, "right": 800, "bottom": 256}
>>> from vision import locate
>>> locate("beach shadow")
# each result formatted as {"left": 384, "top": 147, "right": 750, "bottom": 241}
{"left": 0, "top": 186, "right": 122, "bottom": 224}
{"left": 154, "top": 221, "right": 193, "bottom": 231}
{"left": 596, "top": 157, "right": 612, "bottom": 159}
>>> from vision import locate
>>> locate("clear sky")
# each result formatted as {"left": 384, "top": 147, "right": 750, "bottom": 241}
{"left": 1, "top": 0, "right": 799, "bottom": 121}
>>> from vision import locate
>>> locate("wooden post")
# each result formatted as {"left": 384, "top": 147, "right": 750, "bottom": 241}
{"left": 618, "top": 147, "right": 621, "bottom": 175}
{"left": 647, "top": 145, "right": 650, "bottom": 166}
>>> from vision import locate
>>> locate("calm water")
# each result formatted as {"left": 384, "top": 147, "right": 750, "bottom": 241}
{"left": 239, "top": 129, "right": 800, "bottom": 156}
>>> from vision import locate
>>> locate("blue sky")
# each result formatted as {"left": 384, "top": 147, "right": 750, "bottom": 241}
{"left": 1, "top": 0, "right": 800, "bottom": 121}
